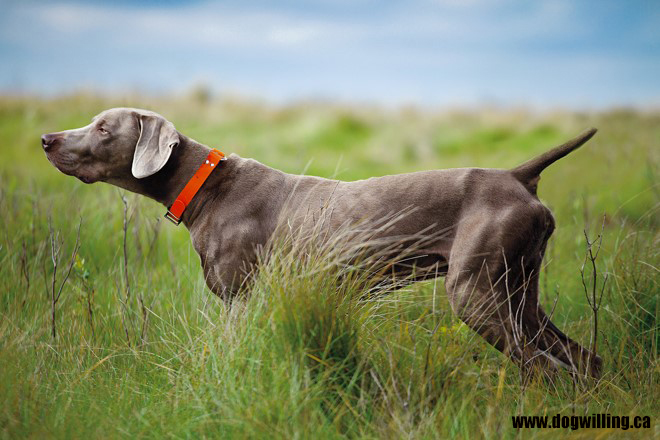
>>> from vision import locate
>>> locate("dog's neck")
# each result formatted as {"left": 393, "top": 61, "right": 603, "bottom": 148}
{"left": 110, "top": 134, "right": 233, "bottom": 227}
{"left": 152, "top": 134, "right": 212, "bottom": 206}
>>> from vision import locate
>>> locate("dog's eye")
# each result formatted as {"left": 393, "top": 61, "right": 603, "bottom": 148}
{"left": 98, "top": 127, "right": 109, "bottom": 135}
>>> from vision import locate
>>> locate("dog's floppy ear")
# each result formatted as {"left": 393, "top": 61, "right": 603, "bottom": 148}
{"left": 131, "top": 112, "right": 179, "bottom": 179}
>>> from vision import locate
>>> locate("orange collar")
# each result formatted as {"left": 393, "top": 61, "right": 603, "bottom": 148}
{"left": 165, "top": 149, "right": 226, "bottom": 225}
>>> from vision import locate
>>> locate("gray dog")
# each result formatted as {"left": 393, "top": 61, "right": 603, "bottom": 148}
{"left": 42, "top": 108, "right": 602, "bottom": 378}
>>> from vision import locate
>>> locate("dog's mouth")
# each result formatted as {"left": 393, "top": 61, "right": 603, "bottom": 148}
{"left": 45, "top": 151, "right": 99, "bottom": 184}
{"left": 45, "top": 150, "right": 75, "bottom": 172}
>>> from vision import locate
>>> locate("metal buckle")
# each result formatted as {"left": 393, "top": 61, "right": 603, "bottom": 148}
{"left": 164, "top": 210, "right": 181, "bottom": 226}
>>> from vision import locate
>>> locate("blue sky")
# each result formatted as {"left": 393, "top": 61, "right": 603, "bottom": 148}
{"left": 1, "top": 0, "right": 658, "bottom": 108}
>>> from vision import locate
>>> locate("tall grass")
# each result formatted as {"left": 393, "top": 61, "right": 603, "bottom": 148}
{"left": 0, "top": 94, "right": 657, "bottom": 438}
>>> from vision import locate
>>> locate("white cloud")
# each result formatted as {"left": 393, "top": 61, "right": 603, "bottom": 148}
{"left": 3, "top": 0, "right": 584, "bottom": 52}
{"left": 4, "top": 2, "right": 360, "bottom": 50}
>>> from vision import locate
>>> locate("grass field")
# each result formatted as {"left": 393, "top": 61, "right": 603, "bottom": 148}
{"left": 0, "top": 93, "right": 657, "bottom": 438}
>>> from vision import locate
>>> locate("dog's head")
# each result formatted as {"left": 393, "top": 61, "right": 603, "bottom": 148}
{"left": 41, "top": 108, "right": 179, "bottom": 184}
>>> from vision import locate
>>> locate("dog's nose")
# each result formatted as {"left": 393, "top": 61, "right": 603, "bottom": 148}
{"left": 41, "top": 133, "right": 58, "bottom": 151}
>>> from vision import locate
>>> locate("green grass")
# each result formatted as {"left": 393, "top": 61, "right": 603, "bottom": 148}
{"left": 0, "top": 94, "right": 657, "bottom": 438}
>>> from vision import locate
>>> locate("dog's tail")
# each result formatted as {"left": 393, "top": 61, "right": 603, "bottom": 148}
{"left": 510, "top": 128, "right": 597, "bottom": 192}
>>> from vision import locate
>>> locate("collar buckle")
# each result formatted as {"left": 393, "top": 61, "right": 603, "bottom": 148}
{"left": 164, "top": 210, "right": 182, "bottom": 226}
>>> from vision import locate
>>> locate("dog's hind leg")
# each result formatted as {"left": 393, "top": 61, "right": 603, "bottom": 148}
{"left": 444, "top": 212, "right": 550, "bottom": 375}
{"left": 444, "top": 207, "right": 601, "bottom": 378}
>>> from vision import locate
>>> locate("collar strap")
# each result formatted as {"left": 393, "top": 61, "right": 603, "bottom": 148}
{"left": 165, "top": 149, "right": 226, "bottom": 225}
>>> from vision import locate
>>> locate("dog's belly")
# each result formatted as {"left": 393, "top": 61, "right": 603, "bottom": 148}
{"left": 273, "top": 169, "right": 470, "bottom": 283}
{"left": 389, "top": 252, "right": 450, "bottom": 279}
